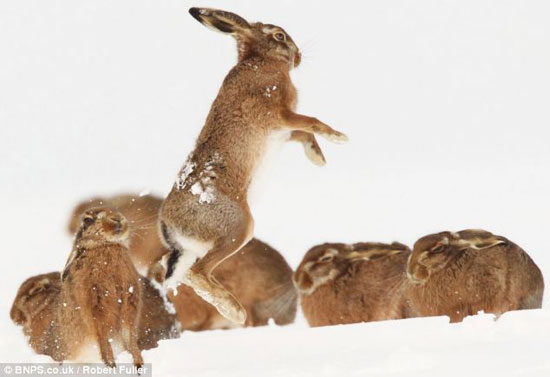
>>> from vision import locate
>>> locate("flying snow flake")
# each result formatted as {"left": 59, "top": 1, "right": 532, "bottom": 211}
{"left": 129, "top": 285, "right": 134, "bottom": 293}
{"left": 118, "top": 298, "right": 122, "bottom": 304}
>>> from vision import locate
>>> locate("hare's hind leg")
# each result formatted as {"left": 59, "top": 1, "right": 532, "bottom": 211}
{"left": 186, "top": 219, "right": 253, "bottom": 325}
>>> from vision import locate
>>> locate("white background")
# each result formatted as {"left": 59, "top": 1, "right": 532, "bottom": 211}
{"left": 1, "top": 1, "right": 549, "bottom": 376}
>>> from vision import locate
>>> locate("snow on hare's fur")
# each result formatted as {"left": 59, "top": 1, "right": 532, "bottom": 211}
{"left": 70, "top": 193, "right": 297, "bottom": 330}
{"left": 160, "top": 7, "right": 347, "bottom": 324}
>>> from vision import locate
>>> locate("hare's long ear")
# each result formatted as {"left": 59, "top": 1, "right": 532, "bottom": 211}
{"left": 28, "top": 277, "right": 52, "bottom": 295}
{"left": 189, "top": 8, "right": 251, "bottom": 35}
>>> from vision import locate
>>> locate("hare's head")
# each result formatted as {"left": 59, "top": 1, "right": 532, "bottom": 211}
{"left": 76, "top": 207, "right": 130, "bottom": 247}
{"left": 407, "top": 232, "right": 464, "bottom": 284}
{"left": 67, "top": 197, "right": 105, "bottom": 235}
{"left": 189, "top": 7, "right": 301, "bottom": 68}
{"left": 10, "top": 272, "right": 60, "bottom": 325}
{"left": 294, "top": 242, "right": 409, "bottom": 295}
{"left": 293, "top": 244, "right": 344, "bottom": 296}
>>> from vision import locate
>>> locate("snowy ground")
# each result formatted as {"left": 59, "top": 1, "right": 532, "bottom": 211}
{"left": 1, "top": 1, "right": 549, "bottom": 376}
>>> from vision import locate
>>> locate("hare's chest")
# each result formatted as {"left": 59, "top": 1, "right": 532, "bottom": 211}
{"left": 247, "top": 129, "right": 291, "bottom": 205}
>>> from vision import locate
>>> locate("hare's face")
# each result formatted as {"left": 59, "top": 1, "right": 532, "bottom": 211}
{"left": 247, "top": 23, "right": 301, "bottom": 67}
{"left": 67, "top": 197, "right": 105, "bottom": 235}
{"left": 407, "top": 232, "right": 457, "bottom": 283}
{"left": 294, "top": 245, "right": 346, "bottom": 296}
{"left": 10, "top": 272, "right": 60, "bottom": 325}
{"left": 189, "top": 7, "right": 301, "bottom": 68}
{"left": 78, "top": 207, "right": 130, "bottom": 246}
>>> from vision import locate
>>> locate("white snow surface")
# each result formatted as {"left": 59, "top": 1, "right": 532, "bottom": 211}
{"left": 1, "top": 0, "right": 550, "bottom": 376}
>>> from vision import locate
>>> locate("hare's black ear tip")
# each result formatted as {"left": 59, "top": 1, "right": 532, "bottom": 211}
{"left": 189, "top": 7, "right": 203, "bottom": 22}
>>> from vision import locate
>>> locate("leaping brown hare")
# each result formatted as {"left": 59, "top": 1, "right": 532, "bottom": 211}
{"left": 160, "top": 7, "right": 347, "bottom": 324}
{"left": 406, "top": 229, "right": 544, "bottom": 322}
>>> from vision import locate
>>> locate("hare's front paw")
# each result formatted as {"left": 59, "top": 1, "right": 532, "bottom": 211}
{"left": 304, "top": 141, "right": 326, "bottom": 166}
{"left": 323, "top": 129, "right": 348, "bottom": 144}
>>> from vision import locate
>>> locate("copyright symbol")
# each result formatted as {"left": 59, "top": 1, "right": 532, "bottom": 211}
{"left": 4, "top": 366, "right": 12, "bottom": 375}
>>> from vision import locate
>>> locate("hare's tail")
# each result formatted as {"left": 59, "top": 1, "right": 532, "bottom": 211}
{"left": 253, "top": 280, "right": 298, "bottom": 326}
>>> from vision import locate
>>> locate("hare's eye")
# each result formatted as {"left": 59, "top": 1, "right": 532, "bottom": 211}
{"left": 430, "top": 245, "right": 445, "bottom": 253}
{"left": 319, "top": 255, "right": 333, "bottom": 263}
{"left": 83, "top": 217, "right": 94, "bottom": 226}
{"left": 274, "top": 32, "right": 286, "bottom": 41}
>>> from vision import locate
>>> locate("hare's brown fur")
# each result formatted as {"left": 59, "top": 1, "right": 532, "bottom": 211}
{"left": 10, "top": 272, "right": 61, "bottom": 356}
{"left": 136, "top": 277, "right": 180, "bottom": 350}
{"left": 162, "top": 238, "right": 297, "bottom": 330}
{"left": 11, "top": 272, "right": 178, "bottom": 358}
{"left": 160, "top": 8, "right": 346, "bottom": 324}
{"left": 406, "top": 230, "right": 544, "bottom": 322}
{"left": 68, "top": 194, "right": 168, "bottom": 274}
{"left": 58, "top": 207, "right": 143, "bottom": 367}
{"left": 294, "top": 242, "right": 415, "bottom": 327}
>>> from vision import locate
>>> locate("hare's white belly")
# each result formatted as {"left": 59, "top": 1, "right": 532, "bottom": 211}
{"left": 248, "top": 129, "right": 290, "bottom": 206}
{"left": 162, "top": 232, "right": 214, "bottom": 289}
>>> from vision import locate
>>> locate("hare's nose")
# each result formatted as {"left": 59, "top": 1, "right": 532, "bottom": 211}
{"left": 111, "top": 218, "right": 123, "bottom": 233}
{"left": 294, "top": 51, "right": 302, "bottom": 67}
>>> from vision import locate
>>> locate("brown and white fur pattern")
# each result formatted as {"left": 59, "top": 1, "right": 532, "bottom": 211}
{"left": 160, "top": 8, "right": 347, "bottom": 324}
{"left": 294, "top": 242, "right": 415, "bottom": 327}
{"left": 153, "top": 238, "right": 297, "bottom": 330}
{"left": 59, "top": 207, "right": 143, "bottom": 368}
{"left": 406, "top": 229, "right": 544, "bottom": 322}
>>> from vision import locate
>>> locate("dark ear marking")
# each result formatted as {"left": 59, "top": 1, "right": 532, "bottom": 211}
{"left": 210, "top": 19, "right": 237, "bottom": 34}
{"left": 188, "top": 7, "right": 250, "bottom": 35}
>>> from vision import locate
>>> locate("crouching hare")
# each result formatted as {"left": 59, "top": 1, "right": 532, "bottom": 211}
{"left": 294, "top": 242, "right": 414, "bottom": 327}
{"left": 160, "top": 8, "right": 347, "bottom": 324}
{"left": 406, "top": 229, "right": 544, "bottom": 322}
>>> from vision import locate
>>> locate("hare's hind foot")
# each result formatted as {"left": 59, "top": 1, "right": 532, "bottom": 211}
{"left": 184, "top": 271, "right": 247, "bottom": 324}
